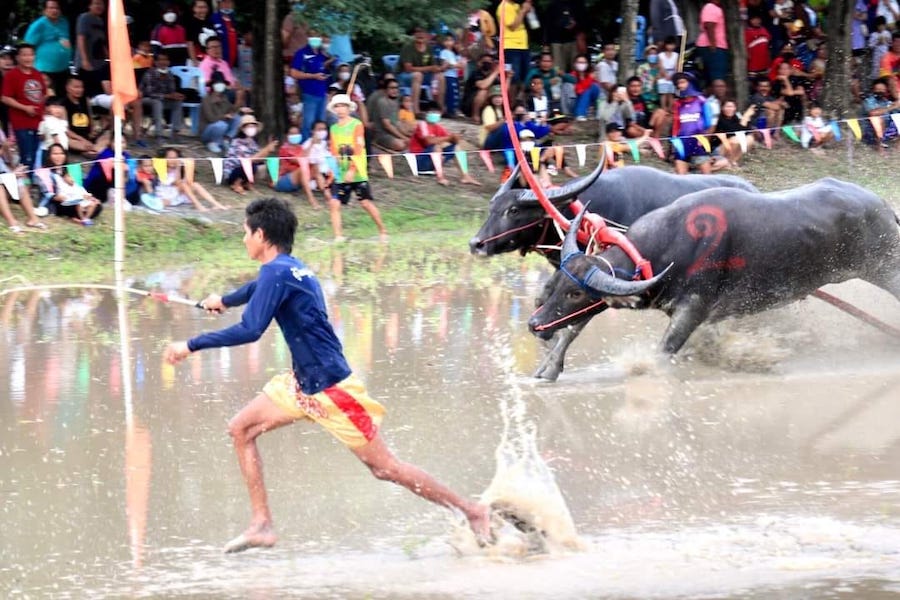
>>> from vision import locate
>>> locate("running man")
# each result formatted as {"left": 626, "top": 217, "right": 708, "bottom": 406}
{"left": 163, "top": 197, "right": 490, "bottom": 553}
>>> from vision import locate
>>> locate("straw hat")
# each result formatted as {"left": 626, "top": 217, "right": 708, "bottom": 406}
{"left": 238, "top": 114, "right": 261, "bottom": 132}
{"left": 327, "top": 93, "right": 357, "bottom": 112}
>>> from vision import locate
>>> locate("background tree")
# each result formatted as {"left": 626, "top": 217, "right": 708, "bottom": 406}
{"left": 250, "top": 0, "right": 285, "bottom": 139}
{"left": 821, "top": 0, "right": 854, "bottom": 117}
{"left": 722, "top": 0, "right": 748, "bottom": 107}
{"left": 617, "top": 0, "right": 640, "bottom": 83}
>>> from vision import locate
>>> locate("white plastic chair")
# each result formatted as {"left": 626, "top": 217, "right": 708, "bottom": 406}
{"left": 170, "top": 65, "right": 205, "bottom": 135}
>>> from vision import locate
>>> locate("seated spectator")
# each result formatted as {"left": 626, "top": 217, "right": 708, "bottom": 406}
{"left": 479, "top": 85, "right": 505, "bottom": 148}
{"left": 132, "top": 40, "right": 154, "bottom": 87}
{"left": 800, "top": 101, "right": 834, "bottom": 155}
{"left": 398, "top": 95, "right": 417, "bottom": 126}
{"left": 37, "top": 97, "right": 69, "bottom": 166}
{"left": 150, "top": 3, "right": 190, "bottom": 66}
{"left": 711, "top": 99, "right": 756, "bottom": 169}
{"left": 409, "top": 101, "right": 480, "bottom": 186}
{"left": 597, "top": 86, "right": 640, "bottom": 140}
{"left": 88, "top": 74, "right": 146, "bottom": 148}
{"left": 199, "top": 70, "right": 243, "bottom": 153}
{"left": 603, "top": 123, "right": 628, "bottom": 168}
{"left": 671, "top": 73, "right": 714, "bottom": 174}
{"left": 61, "top": 76, "right": 107, "bottom": 157}
{"left": 273, "top": 124, "right": 324, "bottom": 209}
{"left": 536, "top": 143, "right": 578, "bottom": 187}
{"left": 768, "top": 43, "right": 814, "bottom": 89}
{"left": 367, "top": 77, "right": 410, "bottom": 153}
{"left": 861, "top": 77, "right": 900, "bottom": 148}
{"left": 164, "top": 146, "right": 227, "bottom": 210}
{"left": 223, "top": 114, "right": 278, "bottom": 194}
{"left": 43, "top": 142, "right": 102, "bottom": 225}
{"left": 400, "top": 27, "right": 444, "bottom": 113}
{"left": 199, "top": 35, "right": 245, "bottom": 108}
{"left": 483, "top": 102, "right": 551, "bottom": 151}
{"left": 748, "top": 78, "right": 785, "bottom": 132}
{"left": 772, "top": 61, "right": 805, "bottom": 124}
{"left": 83, "top": 137, "right": 141, "bottom": 205}
{"left": 807, "top": 43, "right": 827, "bottom": 102}
{"left": 301, "top": 120, "right": 336, "bottom": 207}
{"left": 524, "top": 74, "right": 551, "bottom": 122}
{"left": 879, "top": 31, "right": 900, "bottom": 99}
{"left": 635, "top": 45, "right": 661, "bottom": 111}
{"left": 0, "top": 130, "right": 44, "bottom": 232}
{"left": 286, "top": 89, "right": 302, "bottom": 127}
{"left": 524, "top": 52, "right": 575, "bottom": 116}
{"left": 569, "top": 54, "right": 602, "bottom": 122}
{"left": 460, "top": 53, "right": 500, "bottom": 123}
{"left": 626, "top": 76, "right": 668, "bottom": 139}
{"left": 139, "top": 50, "right": 185, "bottom": 143}
{"left": 705, "top": 78, "right": 728, "bottom": 123}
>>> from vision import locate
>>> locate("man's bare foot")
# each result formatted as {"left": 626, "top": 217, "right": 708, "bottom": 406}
{"left": 223, "top": 523, "right": 277, "bottom": 554}
{"left": 466, "top": 503, "right": 492, "bottom": 546}
{"left": 461, "top": 176, "right": 481, "bottom": 186}
{"left": 437, "top": 177, "right": 450, "bottom": 186}
{"left": 379, "top": 231, "right": 389, "bottom": 242}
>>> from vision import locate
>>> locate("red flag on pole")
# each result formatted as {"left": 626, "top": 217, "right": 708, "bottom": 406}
{"left": 108, "top": 0, "right": 137, "bottom": 119}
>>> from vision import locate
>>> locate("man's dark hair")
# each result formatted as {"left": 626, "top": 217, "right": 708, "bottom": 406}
{"left": 15, "top": 42, "right": 36, "bottom": 52}
{"left": 605, "top": 122, "right": 623, "bottom": 134}
{"left": 627, "top": 76, "right": 641, "bottom": 85}
{"left": 875, "top": 15, "right": 887, "bottom": 28}
{"left": 45, "top": 95, "right": 63, "bottom": 106}
{"left": 245, "top": 198, "right": 298, "bottom": 254}
{"left": 873, "top": 76, "right": 891, "bottom": 89}
{"left": 893, "top": 30, "right": 900, "bottom": 41}
{"left": 204, "top": 35, "right": 221, "bottom": 47}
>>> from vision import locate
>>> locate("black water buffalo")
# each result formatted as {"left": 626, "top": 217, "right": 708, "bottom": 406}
{"left": 469, "top": 164, "right": 758, "bottom": 380}
{"left": 529, "top": 178, "right": 900, "bottom": 357}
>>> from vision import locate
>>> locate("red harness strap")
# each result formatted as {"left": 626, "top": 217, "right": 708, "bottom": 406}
{"left": 567, "top": 200, "right": 654, "bottom": 281}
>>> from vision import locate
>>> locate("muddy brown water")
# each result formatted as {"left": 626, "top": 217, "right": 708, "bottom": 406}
{"left": 1, "top": 251, "right": 899, "bottom": 599}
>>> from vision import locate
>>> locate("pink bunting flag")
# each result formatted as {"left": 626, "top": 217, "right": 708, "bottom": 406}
{"left": 209, "top": 158, "right": 223, "bottom": 183}
{"left": 377, "top": 154, "right": 394, "bottom": 178}
{"left": 760, "top": 128, "right": 772, "bottom": 149}
{"left": 240, "top": 158, "right": 254, "bottom": 183}
{"left": 404, "top": 153, "right": 418, "bottom": 176}
{"left": 101, "top": 158, "right": 114, "bottom": 182}
{"left": 34, "top": 168, "right": 53, "bottom": 191}
{"left": 479, "top": 150, "right": 495, "bottom": 173}
{"left": 0, "top": 173, "right": 19, "bottom": 200}
{"left": 846, "top": 119, "right": 862, "bottom": 140}
{"left": 430, "top": 152, "right": 445, "bottom": 179}
{"left": 806, "top": 123, "right": 821, "bottom": 143}
{"left": 647, "top": 137, "right": 665, "bottom": 159}
{"left": 575, "top": 144, "right": 586, "bottom": 167}
{"left": 869, "top": 116, "right": 884, "bottom": 139}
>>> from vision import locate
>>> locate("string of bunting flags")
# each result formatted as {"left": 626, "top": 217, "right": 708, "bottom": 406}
{"left": 2, "top": 112, "right": 896, "bottom": 200}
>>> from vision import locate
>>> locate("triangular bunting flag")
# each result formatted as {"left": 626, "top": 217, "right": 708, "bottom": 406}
{"left": 735, "top": 131, "right": 748, "bottom": 154}
{"left": 504, "top": 149, "right": 516, "bottom": 167}
{"left": 152, "top": 157, "right": 167, "bottom": 181}
{"left": 182, "top": 158, "right": 195, "bottom": 184}
{"left": 627, "top": 139, "right": 640, "bottom": 162}
{"left": 404, "top": 153, "right": 418, "bottom": 176}
{"left": 209, "top": 157, "right": 223, "bottom": 184}
{"left": 806, "top": 123, "right": 822, "bottom": 143}
{"left": 455, "top": 150, "right": 468, "bottom": 174}
{"left": 430, "top": 152, "right": 445, "bottom": 179}
{"left": 66, "top": 163, "right": 83, "bottom": 186}
{"left": 479, "top": 150, "right": 495, "bottom": 173}
{"left": 760, "top": 128, "right": 772, "bottom": 149}
{"left": 377, "top": 154, "right": 394, "bottom": 178}
{"left": 0, "top": 173, "right": 19, "bottom": 200}
{"left": 575, "top": 144, "right": 586, "bottom": 167}
{"left": 715, "top": 132, "right": 731, "bottom": 151}
{"left": 670, "top": 137, "right": 685, "bottom": 160}
{"left": 891, "top": 113, "right": 900, "bottom": 133}
{"left": 101, "top": 158, "right": 114, "bottom": 182}
{"left": 781, "top": 125, "right": 800, "bottom": 143}
{"left": 869, "top": 115, "right": 884, "bottom": 139}
{"left": 693, "top": 134, "right": 711, "bottom": 153}
{"left": 240, "top": 157, "right": 254, "bottom": 183}
{"left": 829, "top": 121, "right": 842, "bottom": 141}
{"left": 34, "top": 168, "right": 53, "bottom": 191}
{"left": 266, "top": 157, "right": 279, "bottom": 183}
{"left": 350, "top": 155, "right": 366, "bottom": 176}
{"left": 530, "top": 147, "right": 540, "bottom": 171}
{"left": 847, "top": 119, "right": 862, "bottom": 140}
{"left": 647, "top": 136, "right": 665, "bottom": 159}
{"left": 325, "top": 155, "right": 339, "bottom": 176}
{"left": 125, "top": 158, "right": 138, "bottom": 181}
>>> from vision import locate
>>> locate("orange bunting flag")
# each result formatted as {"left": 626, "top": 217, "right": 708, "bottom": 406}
{"left": 869, "top": 115, "right": 884, "bottom": 139}
{"left": 430, "top": 152, "right": 445, "bottom": 179}
{"left": 479, "top": 150, "right": 495, "bottom": 173}
{"left": 101, "top": 158, "right": 114, "bottom": 181}
{"left": 182, "top": 158, "right": 195, "bottom": 184}
{"left": 575, "top": 143, "right": 586, "bottom": 167}
{"left": 209, "top": 157, "right": 223, "bottom": 183}
{"left": 152, "top": 157, "right": 167, "bottom": 181}
{"left": 108, "top": 0, "right": 138, "bottom": 118}
{"left": 404, "top": 153, "right": 418, "bottom": 176}
{"left": 760, "top": 128, "right": 772, "bottom": 149}
{"left": 240, "top": 157, "right": 254, "bottom": 182}
{"left": 647, "top": 136, "right": 665, "bottom": 159}
{"left": 693, "top": 134, "right": 711, "bottom": 153}
{"left": 530, "top": 146, "right": 541, "bottom": 171}
{"left": 377, "top": 154, "right": 394, "bottom": 178}
{"left": 0, "top": 173, "right": 19, "bottom": 200}
{"left": 715, "top": 133, "right": 731, "bottom": 151}
{"left": 847, "top": 118, "right": 862, "bottom": 140}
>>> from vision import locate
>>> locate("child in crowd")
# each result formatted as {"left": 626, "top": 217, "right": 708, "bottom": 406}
{"left": 37, "top": 98, "right": 69, "bottom": 166}
{"left": 439, "top": 34, "right": 462, "bottom": 117}
{"left": 603, "top": 123, "right": 627, "bottom": 168}
{"left": 286, "top": 90, "right": 302, "bottom": 127}
{"left": 44, "top": 143, "right": 102, "bottom": 225}
{"left": 398, "top": 95, "right": 417, "bottom": 126}
{"left": 301, "top": 120, "right": 336, "bottom": 208}
{"left": 538, "top": 144, "right": 578, "bottom": 187}
{"left": 132, "top": 40, "right": 154, "bottom": 86}
{"left": 870, "top": 16, "right": 892, "bottom": 79}
{"left": 657, "top": 36, "right": 679, "bottom": 112}
{"left": 223, "top": 114, "right": 279, "bottom": 195}
{"left": 800, "top": 101, "right": 834, "bottom": 155}
{"left": 1, "top": 130, "right": 45, "bottom": 232}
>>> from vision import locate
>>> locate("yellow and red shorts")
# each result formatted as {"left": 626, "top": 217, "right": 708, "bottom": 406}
{"left": 263, "top": 373, "right": 384, "bottom": 448}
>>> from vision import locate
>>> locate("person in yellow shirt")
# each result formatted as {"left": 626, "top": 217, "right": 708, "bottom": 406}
{"left": 496, "top": 0, "right": 533, "bottom": 96}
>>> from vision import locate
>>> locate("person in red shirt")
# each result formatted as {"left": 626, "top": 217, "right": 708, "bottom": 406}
{"left": 272, "top": 124, "right": 333, "bottom": 209}
{"left": 745, "top": 13, "right": 772, "bottom": 79}
{"left": 409, "top": 101, "right": 480, "bottom": 186}
{"left": 1, "top": 43, "right": 47, "bottom": 169}
{"left": 878, "top": 31, "right": 900, "bottom": 98}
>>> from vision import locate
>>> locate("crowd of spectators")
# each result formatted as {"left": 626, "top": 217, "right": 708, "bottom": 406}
{"left": 3, "top": 0, "right": 900, "bottom": 236}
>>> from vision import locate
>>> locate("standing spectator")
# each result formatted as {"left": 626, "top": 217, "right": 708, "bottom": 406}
{"left": 649, "top": 0, "right": 685, "bottom": 44}
{"left": 223, "top": 114, "right": 278, "bottom": 195}
{"left": 185, "top": 0, "right": 216, "bottom": 65}
{"left": 745, "top": 12, "right": 772, "bottom": 80}
{"left": 570, "top": 54, "right": 601, "bottom": 121}
{"left": 150, "top": 3, "right": 190, "bottom": 67}
{"left": 546, "top": 0, "right": 587, "bottom": 73}
{"left": 852, "top": 0, "right": 871, "bottom": 80}
{"left": 697, "top": 0, "right": 729, "bottom": 87}
{"left": 139, "top": 51, "right": 185, "bottom": 143}
{"left": 861, "top": 76, "right": 900, "bottom": 147}
{"left": 635, "top": 45, "right": 662, "bottom": 110}
{"left": 409, "top": 101, "right": 480, "bottom": 186}
{"left": 463, "top": 8, "right": 497, "bottom": 65}
{"left": 211, "top": 0, "right": 240, "bottom": 68}
{"left": 671, "top": 73, "right": 715, "bottom": 174}
{"left": 399, "top": 28, "right": 444, "bottom": 115}
{"left": 657, "top": 36, "right": 679, "bottom": 111}
{"left": 461, "top": 53, "right": 501, "bottom": 122}
{"left": 772, "top": 61, "right": 805, "bottom": 124}
{"left": 328, "top": 93, "right": 388, "bottom": 242}
{"left": 290, "top": 31, "right": 336, "bottom": 140}
{"left": 281, "top": 0, "right": 308, "bottom": 65}
{"left": 74, "top": 0, "right": 108, "bottom": 98}
{"left": 199, "top": 36, "right": 245, "bottom": 107}
{"left": 1, "top": 43, "right": 47, "bottom": 169}
{"left": 366, "top": 77, "right": 410, "bottom": 152}
{"left": 595, "top": 43, "right": 619, "bottom": 99}
{"left": 878, "top": 29, "right": 900, "bottom": 99}
{"left": 877, "top": 0, "right": 900, "bottom": 31}
{"left": 0, "top": 46, "right": 15, "bottom": 132}
{"left": 871, "top": 17, "right": 893, "bottom": 79}
{"left": 199, "top": 70, "right": 242, "bottom": 154}
{"left": 496, "top": 0, "right": 533, "bottom": 95}
{"left": 301, "top": 120, "right": 335, "bottom": 207}
{"left": 24, "top": 0, "right": 72, "bottom": 96}
{"left": 439, "top": 34, "right": 462, "bottom": 118}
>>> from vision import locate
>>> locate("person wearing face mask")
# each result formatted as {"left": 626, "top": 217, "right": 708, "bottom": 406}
{"left": 185, "top": 0, "right": 215, "bottom": 65}
{"left": 139, "top": 50, "right": 185, "bottom": 143}
{"left": 861, "top": 77, "right": 900, "bottom": 148}
{"left": 199, "top": 36, "right": 246, "bottom": 107}
{"left": 409, "top": 101, "right": 480, "bottom": 186}
{"left": 200, "top": 70, "right": 246, "bottom": 154}
{"left": 568, "top": 53, "right": 601, "bottom": 121}
{"left": 290, "top": 29, "right": 337, "bottom": 140}
{"left": 272, "top": 125, "right": 321, "bottom": 208}
{"left": 224, "top": 114, "right": 279, "bottom": 194}
{"left": 333, "top": 63, "right": 368, "bottom": 126}
{"left": 151, "top": 4, "right": 189, "bottom": 66}
{"left": 211, "top": 0, "right": 241, "bottom": 67}
{"left": 524, "top": 52, "right": 576, "bottom": 116}
{"left": 460, "top": 53, "right": 500, "bottom": 123}
{"left": 635, "top": 45, "right": 661, "bottom": 110}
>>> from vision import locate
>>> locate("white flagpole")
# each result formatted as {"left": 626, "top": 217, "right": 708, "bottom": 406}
{"left": 113, "top": 114, "right": 125, "bottom": 276}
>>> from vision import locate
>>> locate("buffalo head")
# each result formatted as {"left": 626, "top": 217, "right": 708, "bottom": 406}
{"left": 528, "top": 203, "right": 671, "bottom": 339}
{"left": 469, "top": 160, "right": 606, "bottom": 257}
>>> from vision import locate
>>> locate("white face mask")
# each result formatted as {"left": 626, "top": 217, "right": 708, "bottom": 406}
{"left": 520, "top": 140, "right": 535, "bottom": 152}
{"left": 212, "top": 82, "right": 226, "bottom": 93}
{"left": 243, "top": 126, "right": 258, "bottom": 137}
{"left": 315, "top": 130, "right": 328, "bottom": 140}
{"left": 574, "top": 62, "right": 588, "bottom": 72}
{"left": 290, "top": 102, "right": 303, "bottom": 113}
{"left": 157, "top": 67, "right": 169, "bottom": 74}
{"left": 338, "top": 72, "right": 350, "bottom": 81}
{"left": 163, "top": 12, "right": 177, "bottom": 23}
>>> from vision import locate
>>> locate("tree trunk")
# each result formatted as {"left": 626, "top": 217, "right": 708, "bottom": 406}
{"left": 821, "top": 0, "right": 853, "bottom": 118}
{"left": 681, "top": 0, "right": 702, "bottom": 43}
{"left": 252, "top": 0, "right": 285, "bottom": 140}
{"left": 722, "top": 0, "right": 748, "bottom": 107}
{"left": 618, "top": 0, "right": 639, "bottom": 83}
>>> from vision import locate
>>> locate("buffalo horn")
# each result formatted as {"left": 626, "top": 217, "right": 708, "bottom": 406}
{"left": 516, "top": 159, "right": 606, "bottom": 205}
{"left": 497, "top": 162, "right": 522, "bottom": 196}
{"left": 583, "top": 262, "right": 673, "bottom": 297}
{"left": 561, "top": 198, "right": 593, "bottom": 261}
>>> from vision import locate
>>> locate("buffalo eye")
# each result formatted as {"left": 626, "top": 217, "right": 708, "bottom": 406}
{"left": 565, "top": 289, "right": 585, "bottom": 301}
{"left": 506, "top": 206, "right": 519, "bottom": 217}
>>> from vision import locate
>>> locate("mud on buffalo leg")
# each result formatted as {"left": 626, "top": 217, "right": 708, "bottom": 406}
{"left": 533, "top": 319, "right": 590, "bottom": 381}
{"left": 659, "top": 297, "right": 711, "bottom": 355}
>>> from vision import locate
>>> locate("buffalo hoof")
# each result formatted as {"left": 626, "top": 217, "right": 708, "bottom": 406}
{"left": 533, "top": 362, "right": 563, "bottom": 382}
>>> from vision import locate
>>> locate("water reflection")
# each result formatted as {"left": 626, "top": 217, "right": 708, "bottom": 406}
{"left": 2, "top": 248, "right": 900, "bottom": 598}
